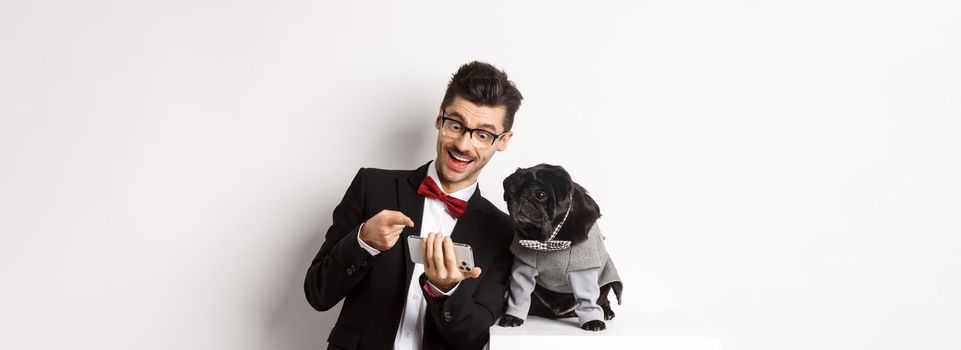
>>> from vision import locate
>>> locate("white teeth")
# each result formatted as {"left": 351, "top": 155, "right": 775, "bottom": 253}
{"left": 451, "top": 152, "right": 472, "bottom": 162}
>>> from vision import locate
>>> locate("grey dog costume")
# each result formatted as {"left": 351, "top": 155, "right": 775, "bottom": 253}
{"left": 505, "top": 222, "right": 623, "bottom": 325}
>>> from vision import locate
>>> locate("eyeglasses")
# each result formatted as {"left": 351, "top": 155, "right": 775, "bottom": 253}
{"left": 439, "top": 114, "right": 508, "bottom": 149}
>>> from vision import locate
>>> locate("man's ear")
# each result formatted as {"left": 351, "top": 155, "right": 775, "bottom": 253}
{"left": 495, "top": 131, "right": 513, "bottom": 152}
{"left": 435, "top": 114, "right": 442, "bottom": 129}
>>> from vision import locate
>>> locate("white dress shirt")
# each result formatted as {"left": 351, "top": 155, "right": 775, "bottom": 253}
{"left": 356, "top": 162, "right": 476, "bottom": 350}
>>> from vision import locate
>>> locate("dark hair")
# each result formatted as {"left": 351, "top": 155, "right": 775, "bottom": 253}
{"left": 441, "top": 61, "right": 523, "bottom": 131}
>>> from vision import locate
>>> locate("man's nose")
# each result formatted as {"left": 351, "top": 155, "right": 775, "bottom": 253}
{"left": 454, "top": 131, "right": 474, "bottom": 151}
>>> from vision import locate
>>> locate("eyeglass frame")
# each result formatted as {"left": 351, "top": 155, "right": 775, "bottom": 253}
{"left": 438, "top": 113, "right": 510, "bottom": 149}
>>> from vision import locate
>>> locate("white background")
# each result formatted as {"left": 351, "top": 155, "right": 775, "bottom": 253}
{"left": 2, "top": 1, "right": 959, "bottom": 349}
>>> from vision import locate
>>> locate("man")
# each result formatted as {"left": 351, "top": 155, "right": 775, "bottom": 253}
{"left": 305, "top": 61, "right": 523, "bottom": 350}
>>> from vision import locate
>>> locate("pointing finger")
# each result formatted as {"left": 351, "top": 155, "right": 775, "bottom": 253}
{"left": 386, "top": 212, "right": 415, "bottom": 227}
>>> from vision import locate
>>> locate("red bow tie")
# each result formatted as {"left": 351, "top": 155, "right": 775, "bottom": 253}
{"left": 417, "top": 176, "right": 468, "bottom": 218}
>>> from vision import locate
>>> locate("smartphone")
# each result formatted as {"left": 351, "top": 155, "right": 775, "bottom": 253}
{"left": 407, "top": 235, "right": 475, "bottom": 273}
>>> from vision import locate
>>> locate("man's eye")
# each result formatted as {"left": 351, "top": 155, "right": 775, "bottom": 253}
{"left": 476, "top": 131, "right": 492, "bottom": 140}
{"left": 450, "top": 122, "right": 463, "bottom": 130}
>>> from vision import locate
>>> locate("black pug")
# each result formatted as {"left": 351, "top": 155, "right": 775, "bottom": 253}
{"left": 498, "top": 164, "right": 623, "bottom": 331}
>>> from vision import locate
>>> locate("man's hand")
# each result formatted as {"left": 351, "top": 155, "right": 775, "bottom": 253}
{"left": 359, "top": 210, "right": 415, "bottom": 251}
{"left": 423, "top": 232, "right": 482, "bottom": 293}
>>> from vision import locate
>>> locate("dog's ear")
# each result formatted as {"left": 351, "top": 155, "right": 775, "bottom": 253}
{"left": 553, "top": 181, "right": 602, "bottom": 245}
{"left": 502, "top": 168, "right": 524, "bottom": 203}
{"left": 572, "top": 182, "right": 601, "bottom": 220}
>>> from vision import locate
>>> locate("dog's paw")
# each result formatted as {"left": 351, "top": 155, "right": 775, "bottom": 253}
{"left": 498, "top": 315, "right": 525, "bottom": 327}
{"left": 581, "top": 320, "right": 606, "bottom": 331}
{"left": 603, "top": 306, "right": 616, "bottom": 320}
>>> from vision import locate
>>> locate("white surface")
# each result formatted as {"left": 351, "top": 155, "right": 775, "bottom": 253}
{"left": 2, "top": 1, "right": 960, "bottom": 350}
{"left": 490, "top": 307, "right": 721, "bottom": 350}
{"left": 492, "top": 336, "right": 719, "bottom": 350}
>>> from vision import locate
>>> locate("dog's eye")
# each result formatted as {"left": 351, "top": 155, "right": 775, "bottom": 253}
{"left": 534, "top": 191, "right": 547, "bottom": 201}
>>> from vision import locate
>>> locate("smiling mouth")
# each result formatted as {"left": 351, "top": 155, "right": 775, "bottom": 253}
{"left": 447, "top": 150, "right": 474, "bottom": 169}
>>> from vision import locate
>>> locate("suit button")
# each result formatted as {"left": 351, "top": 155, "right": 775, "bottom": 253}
{"left": 359, "top": 260, "right": 368, "bottom": 268}
{"left": 443, "top": 311, "right": 453, "bottom": 322}
{"left": 346, "top": 265, "right": 355, "bottom": 275}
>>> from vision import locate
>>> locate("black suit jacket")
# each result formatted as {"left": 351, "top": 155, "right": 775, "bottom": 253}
{"left": 304, "top": 162, "right": 515, "bottom": 350}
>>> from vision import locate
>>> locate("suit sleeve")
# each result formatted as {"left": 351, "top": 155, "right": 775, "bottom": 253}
{"left": 419, "top": 237, "right": 513, "bottom": 349}
{"left": 304, "top": 168, "right": 376, "bottom": 311}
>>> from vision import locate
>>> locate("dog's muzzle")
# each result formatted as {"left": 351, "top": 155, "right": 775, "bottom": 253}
{"left": 518, "top": 193, "right": 573, "bottom": 252}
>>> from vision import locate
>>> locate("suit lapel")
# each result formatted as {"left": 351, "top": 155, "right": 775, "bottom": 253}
{"left": 448, "top": 190, "right": 489, "bottom": 291}
{"left": 449, "top": 189, "right": 487, "bottom": 248}
{"left": 398, "top": 162, "right": 429, "bottom": 282}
